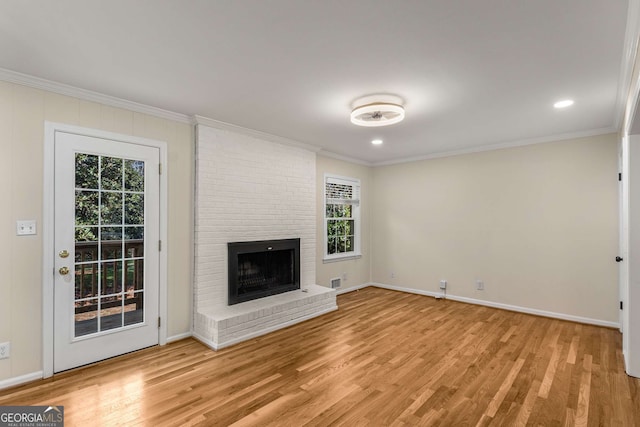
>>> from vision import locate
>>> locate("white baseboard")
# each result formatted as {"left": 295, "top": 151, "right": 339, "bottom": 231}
{"left": 370, "top": 282, "right": 442, "bottom": 298}
{"left": 192, "top": 331, "right": 219, "bottom": 351}
{"left": 368, "top": 282, "right": 620, "bottom": 329}
{"left": 0, "top": 371, "right": 43, "bottom": 391}
{"left": 166, "top": 332, "right": 193, "bottom": 343}
{"left": 335, "top": 282, "right": 370, "bottom": 295}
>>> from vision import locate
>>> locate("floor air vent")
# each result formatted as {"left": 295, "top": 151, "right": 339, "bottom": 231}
{"left": 330, "top": 277, "right": 341, "bottom": 288}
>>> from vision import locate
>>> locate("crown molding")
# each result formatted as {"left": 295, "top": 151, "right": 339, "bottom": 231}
{"left": 616, "top": 0, "right": 640, "bottom": 131}
{"left": 371, "top": 127, "right": 618, "bottom": 167}
{"left": 193, "top": 115, "right": 322, "bottom": 153}
{"left": 317, "top": 150, "right": 373, "bottom": 166}
{"left": 0, "top": 67, "right": 192, "bottom": 124}
{"left": 0, "top": 66, "right": 622, "bottom": 166}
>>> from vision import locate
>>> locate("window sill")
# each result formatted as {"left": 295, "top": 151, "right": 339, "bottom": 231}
{"left": 323, "top": 254, "right": 362, "bottom": 264}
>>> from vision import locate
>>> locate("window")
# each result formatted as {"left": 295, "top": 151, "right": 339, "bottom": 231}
{"left": 324, "top": 174, "right": 361, "bottom": 261}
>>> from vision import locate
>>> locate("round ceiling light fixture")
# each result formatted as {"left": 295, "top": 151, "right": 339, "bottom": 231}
{"left": 351, "top": 94, "right": 405, "bottom": 127}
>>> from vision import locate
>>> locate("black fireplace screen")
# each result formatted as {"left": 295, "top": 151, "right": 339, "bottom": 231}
{"left": 228, "top": 238, "right": 300, "bottom": 305}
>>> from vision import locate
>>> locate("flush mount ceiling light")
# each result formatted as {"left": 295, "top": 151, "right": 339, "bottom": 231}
{"left": 371, "top": 139, "right": 383, "bottom": 145}
{"left": 554, "top": 99, "right": 574, "bottom": 109}
{"left": 351, "top": 94, "right": 405, "bottom": 127}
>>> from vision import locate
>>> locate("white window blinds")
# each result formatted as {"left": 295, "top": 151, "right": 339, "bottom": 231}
{"left": 326, "top": 177, "right": 360, "bottom": 205}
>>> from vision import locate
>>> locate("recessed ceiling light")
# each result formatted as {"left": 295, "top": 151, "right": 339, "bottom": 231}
{"left": 554, "top": 99, "right": 574, "bottom": 109}
{"left": 371, "top": 139, "right": 383, "bottom": 145}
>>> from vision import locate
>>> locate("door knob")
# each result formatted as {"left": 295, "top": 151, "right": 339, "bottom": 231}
{"left": 616, "top": 256, "right": 623, "bottom": 262}
{"left": 59, "top": 266, "right": 70, "bottom": 275}
{"left": 59, "top": 250, "right": 69, "bottom": 258}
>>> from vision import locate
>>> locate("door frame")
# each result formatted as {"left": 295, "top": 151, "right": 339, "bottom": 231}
{"left": 620, "top": 136, "right": 629, "bottom": 361}
{"left": 42, "top": 122, "right": 168, "bottom": 378}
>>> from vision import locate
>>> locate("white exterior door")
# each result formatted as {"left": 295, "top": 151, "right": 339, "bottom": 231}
{"left": 53, "top": 131, "right": 160, "bottom": 373}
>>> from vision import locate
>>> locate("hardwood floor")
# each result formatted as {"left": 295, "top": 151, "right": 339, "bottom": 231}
{"left": 1, "top": 287, "right": 639, "bottom": 426}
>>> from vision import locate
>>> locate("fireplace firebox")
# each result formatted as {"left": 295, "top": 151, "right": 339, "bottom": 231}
{"left": 227, "top": 238, "right": 300, "bottom": 305}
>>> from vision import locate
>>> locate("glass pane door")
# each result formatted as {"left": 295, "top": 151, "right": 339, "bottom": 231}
{"left": 74, "top": 154, "right": 146, "bottom": 338}
{"left": 54, "top": 129, "right": 160, "bottom": 373}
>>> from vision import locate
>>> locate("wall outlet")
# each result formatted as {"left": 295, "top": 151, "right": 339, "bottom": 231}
{"left": 476, "top": 280, "right": 484, "bottom": 290}
{"left": 390, "top": 272, "right": 395, "bottom": 279}
{"left": 342, "top": 272, "right": 348, "bottom": 281}
{"left": 439, "top": 280, "right": 447, "bottom": 289}
{"left": 0, "top": 342, "right": 10, "bottom": 359}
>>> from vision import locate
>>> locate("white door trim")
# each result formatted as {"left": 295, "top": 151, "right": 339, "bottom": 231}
{"left": 43, "top": 122, "right": 168, "bottom": 378}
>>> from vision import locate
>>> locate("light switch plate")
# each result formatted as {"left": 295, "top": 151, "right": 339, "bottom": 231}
{"left": 16, "top": 220, "right": 37, "bottom": 236}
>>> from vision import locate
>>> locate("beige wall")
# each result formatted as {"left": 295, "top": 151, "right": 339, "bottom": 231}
{"left": 316, "top": 155, "right": 372, "bottom": 290}
{"left": 371, "top": 134, "right": 619, "bottom": 323}
{"left": 0, "top": 82, "right": 193, "bottom": 382}
{"left": 0, "top": 79, "right": 620, "bottom": 382}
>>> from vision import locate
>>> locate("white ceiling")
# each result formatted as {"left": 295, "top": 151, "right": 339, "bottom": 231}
{"left": 0, "top": 0, "right": 633, "bottom": 164}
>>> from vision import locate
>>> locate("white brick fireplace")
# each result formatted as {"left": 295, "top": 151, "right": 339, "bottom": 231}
{"left": 193, "top": 122, "right": 337, "bottom": 349}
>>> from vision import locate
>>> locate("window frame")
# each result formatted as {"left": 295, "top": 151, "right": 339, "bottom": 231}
{"left": 323, "top": 173, "right": 361, "bottom": 262}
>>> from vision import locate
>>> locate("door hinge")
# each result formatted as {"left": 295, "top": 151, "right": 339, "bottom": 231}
{"left": 158, "top": 317, "right": 161, "bottom": 328}
{"left": 619, "top": 172, "right": 622, "bottom": 181}
{"left": 620, "top": 301, "right": 623, "bottom": 310}
{"left": 159, "top": 240, "right": 162, "bottom": 251}
{"left": 159, "top": 163, "right": 162, "bottom": 175}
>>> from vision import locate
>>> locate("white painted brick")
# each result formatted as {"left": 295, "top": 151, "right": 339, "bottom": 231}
{"left": 194, "top": 285, "right": 336, "bottom": 348}
{"left": 194, "top": 124, "right": 319, "bottom": 339}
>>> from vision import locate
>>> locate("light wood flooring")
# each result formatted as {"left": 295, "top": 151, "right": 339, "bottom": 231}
{"left": 1, "top": 287, "right": 639, "bottom": 426}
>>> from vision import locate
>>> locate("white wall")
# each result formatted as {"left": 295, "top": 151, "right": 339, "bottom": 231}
{"left": 315, "top": 155, "right": 372, "bottom": 290}
{"left": 371, "top": 134, "right": 619, "bottom": 324}
{"left": 194, "top": 124, "right": 316, "bottom": 312}
{"left": 0, "top": 82, "right": 193, "bottom": 384}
